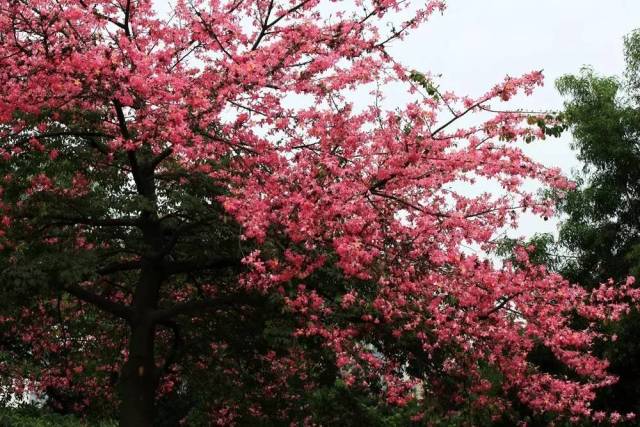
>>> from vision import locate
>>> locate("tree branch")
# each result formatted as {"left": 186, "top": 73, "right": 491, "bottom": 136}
{"left": 78, "top": 0, "right": 127, "bottom": 30}
{"left": 42, "top": 215, "right": 141, "bottom": 228}
{"left": 164, "top": 257, "right": 242, "bottom": 275}
{"left": 251, "top": 0, "right": 274, "bottom": 50}
{"left": 430, "top": 96, "right": 492, "bottom": 137}
{"left": 113, "top": 99, "right": 145, "bottom": 193}
{"left": 150, "top": 147, "right": 173, "bottom": 170}
{"left": 478, "top": 293, "right": 521, "bottom": 320}
{"left": 97, "top": 260, "right": 142, "bottom": 275}
{"left": 31, "top": 130, "right": 112, "bottom": 140}
{"left": 151, "top": 297, "right": 232, "bottom": 323}
{"left": 123, "top": 0, "right": 132, "bottom": 37}
{"left": 158, "top": 320, "right": 182, "bottom": 374}
{"left": 151, "top": 293, "right": 258, "bottom": 323}
{"left": 64, "top": 283, "right": 133, "bottom": 321}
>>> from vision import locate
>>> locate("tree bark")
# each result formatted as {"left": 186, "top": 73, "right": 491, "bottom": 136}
{"left": 118, "top": 317, "right": 158, "bottom": 427}
{"left": 114, "top": 135, "right": 168, "bottom": 425}
{"left": 118, "top": 237, "right": 164, "bottom": 426}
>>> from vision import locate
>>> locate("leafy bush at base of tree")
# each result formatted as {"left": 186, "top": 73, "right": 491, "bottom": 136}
{"left": 0, "top": 407, "right": 115, "bottom": 427}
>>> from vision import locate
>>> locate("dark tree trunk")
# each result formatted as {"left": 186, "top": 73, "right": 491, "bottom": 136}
{"left": 113, "top": 132, "right": 169, "bottom": 426}
{"left": 118, "top": 260, "right": 164, "bottom": 426}
{"left": 119, "top": 318, "right": 158, "bottom": 427}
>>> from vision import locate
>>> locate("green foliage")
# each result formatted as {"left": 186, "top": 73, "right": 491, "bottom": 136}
{"left": 625, "top": 30, "right": 640, "bottom": 95}
{"left": 554, "top": 28, "right": 640, "bottom": 416}
{"left": 409, "top": 70, "right": 440, "bottom": 99}
{"left": 306, "top": 380, "right": 417, "bottom": 427}
{"left": 495, "top": 233, "right": 560, "bottom": 268}
{"left": 526, "top": 113, "right": 568, "bottom": 141}
{"left": 0, "top": 407, "right": 115, "bottom": 427}
{"left": 555, "top": 48, "right": 640, "bottom": 287}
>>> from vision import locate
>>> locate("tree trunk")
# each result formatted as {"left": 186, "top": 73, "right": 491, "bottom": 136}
{"left": 119, "top": 262, "right": 163, "bottom": 427}
{"left": 118, "top": 151, "right": 165, "bottom": 426}
{"left": 119, "top": 318, "right": 158, "bottom": 427}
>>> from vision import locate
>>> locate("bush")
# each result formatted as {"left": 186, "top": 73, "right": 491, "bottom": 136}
{"left": 0, "top": 407, "right": 115, "bottom": 427}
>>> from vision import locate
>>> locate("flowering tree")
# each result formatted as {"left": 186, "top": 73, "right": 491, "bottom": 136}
{"left": 0, "top": 0, "right": 634, "bottom": 425}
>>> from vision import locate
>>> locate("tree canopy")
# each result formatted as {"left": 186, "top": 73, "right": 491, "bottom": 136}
{"left": 0, "top": 1, "right": 636, "bottom": 425}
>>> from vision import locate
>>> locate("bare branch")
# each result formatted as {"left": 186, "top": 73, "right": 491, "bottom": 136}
{"left": 430, "top": 96, "right": 492, "bottom": 137}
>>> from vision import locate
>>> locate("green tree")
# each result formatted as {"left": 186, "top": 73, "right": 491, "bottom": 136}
{"left": 556, "top": 29, "right": 640, "bottom": 416}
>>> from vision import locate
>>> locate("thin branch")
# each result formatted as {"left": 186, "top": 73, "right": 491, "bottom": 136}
{"left": 264, "top": 0, "right": 312, "bottom": 30}
{"left": 168, "top": 42, "right": 201, "bottom": 72}
{"left": 478, "top": 293, "right": 521, "bottom": 320}
{"left": 370, "top": 190, "right": 448, "bottom": 218}
{"left": 191, "top": 6, "right": 234, "bottom": 60}
{"left": 251, "top": 0, "right": 274, "bottom": 50}
{"left": 78, "top": 0, "right": 127, "bottom": 30}
{"left": 430, "top": 96, "right": 492, "bottom": 137}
